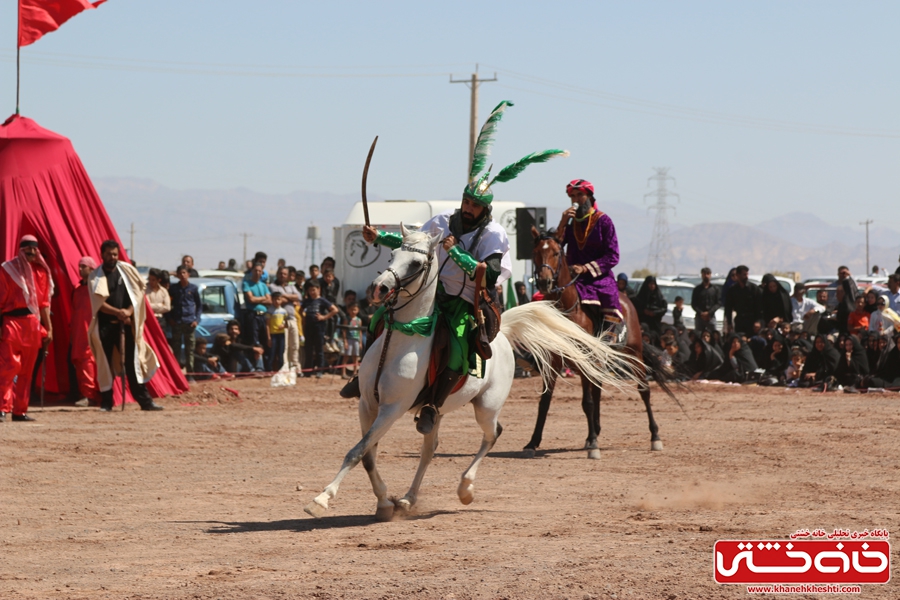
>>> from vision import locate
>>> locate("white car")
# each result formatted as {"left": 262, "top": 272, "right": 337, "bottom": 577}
{"left": 655, "top": 279, "right": 725, "bottom": 331}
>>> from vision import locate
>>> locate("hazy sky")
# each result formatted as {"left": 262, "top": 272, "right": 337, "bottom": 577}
{"left": 2, "top": 0, "right": 897, "bottom": 228}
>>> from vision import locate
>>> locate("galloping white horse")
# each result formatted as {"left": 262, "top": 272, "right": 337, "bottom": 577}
{"left": 304, "top": 225, "right": 639, "bottom": 520}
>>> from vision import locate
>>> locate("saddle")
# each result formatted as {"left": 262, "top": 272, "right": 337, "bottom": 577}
{"left": 473, "top": 262, "right": 502, "bottom": 360}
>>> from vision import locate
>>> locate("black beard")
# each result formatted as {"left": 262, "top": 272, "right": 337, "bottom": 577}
{"left": 461, "top": 212, "right": 477, "bottom": 227}
{"left": 575, "top": 201, "right": 591, "bottom": 219}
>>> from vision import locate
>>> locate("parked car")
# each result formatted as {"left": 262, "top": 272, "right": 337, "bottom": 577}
{"left": 167, "top": 277, "right": 244, "bottom": 347}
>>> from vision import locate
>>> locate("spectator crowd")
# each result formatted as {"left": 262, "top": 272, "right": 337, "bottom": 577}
{"left": 632, "top": 264, "right": 900, "bottom": 392}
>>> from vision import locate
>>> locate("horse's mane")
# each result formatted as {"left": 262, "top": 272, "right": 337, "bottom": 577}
{"left": 403, "top": 231, "right": 435, "bottom": 247}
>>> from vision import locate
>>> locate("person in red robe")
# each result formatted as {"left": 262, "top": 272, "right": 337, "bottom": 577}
{"left": 0, "top": 235, "right": 54, "bottom": 422}
{"left": 71, "top": 256, "right": 100, "bottom": 406}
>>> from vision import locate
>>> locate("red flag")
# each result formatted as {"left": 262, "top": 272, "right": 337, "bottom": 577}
{"left": 18, "top": 0, "right": 106, "bottom": 47}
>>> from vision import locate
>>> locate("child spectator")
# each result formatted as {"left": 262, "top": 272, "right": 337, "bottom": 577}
{"left": 847, "top": 296, "right": 869, "bottom": 336}
{"left": 193, "top": 338, "right": 226, "bottom": 380}
{"left": 672, "top": 296, "right": 685, "bottom": 329}
{"left": 342, "top": 302, "right": 363, "bottom": 379}
{"left": 301, "top": 280, "right": 338, "bottom": 379}
{"left": 267, "top": 291, "right": 288, "bottom": 372}
{"left": 785, "top": 348, "right": 805, "bottom": 385}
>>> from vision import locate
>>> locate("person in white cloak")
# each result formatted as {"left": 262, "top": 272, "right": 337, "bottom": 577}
{"left": 88, "top": 240, "right": 163, "bottom": 411}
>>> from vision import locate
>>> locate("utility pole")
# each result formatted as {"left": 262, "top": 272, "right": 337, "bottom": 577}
{"left": 644, "top": 167, "right": 679, "bottom": 275}
{"left": 241, "top": 232, "right": 252, "bottom": 266}
{"left": 129, "top": 223, "right": 135, "bottom": 261}
{"left": 450, "top": 64, "right": 497, "bottom": 178}
{"left": 860, "top": 219, "right": 873, "bottom": 274}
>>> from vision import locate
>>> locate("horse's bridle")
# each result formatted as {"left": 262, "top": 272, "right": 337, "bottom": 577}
{"left": 380, "top": 242, "right": 436, "bottom": 311}
{"left": 533, "top": 235, "right": 580, "bottom": 297}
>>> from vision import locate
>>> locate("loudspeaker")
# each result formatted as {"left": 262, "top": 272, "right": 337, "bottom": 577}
{"left": 515, "top": 207, "right": 547, "bottom": 260}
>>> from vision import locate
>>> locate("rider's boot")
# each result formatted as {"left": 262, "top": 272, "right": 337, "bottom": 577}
{"left": 415, "top": 369, "right": 463, "bottom": 435}
{"left": 599, "top": 309, "right": 625, "bottom": 344}
{"left": 339, "top": 376, "right": 360, "bottom": 398}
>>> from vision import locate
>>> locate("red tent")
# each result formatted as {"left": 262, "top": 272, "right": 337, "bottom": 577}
{"left": 0, "top": 114, "right": 188, "bottom": 402}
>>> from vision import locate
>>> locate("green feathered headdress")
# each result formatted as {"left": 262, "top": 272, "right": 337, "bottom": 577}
{"left": 463, "top": 101, "right": 569, "bottom": 206}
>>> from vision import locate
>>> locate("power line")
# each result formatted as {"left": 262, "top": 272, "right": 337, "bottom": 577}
{"left": 450, "top": 65, "right": 497, "bottom": 179}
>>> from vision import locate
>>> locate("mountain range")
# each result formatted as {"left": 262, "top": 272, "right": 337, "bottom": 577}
{"left": 95, "top": 177, "right": 899, "bottom": 280}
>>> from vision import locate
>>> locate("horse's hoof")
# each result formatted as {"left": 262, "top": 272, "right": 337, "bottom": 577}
{"left": 587, "top": 448, "right": 601, "bottom": 460}
{"left": 375, "top": 504, "right": 394, "bottom": 522}
{"left": 304, "top": 500, "right": 328, "bottom": 518}
{"left": 394, "top": 497, "right": 412, "bottom": 515}
{"left": 651, "top": 440, "right": 664, "bottom": 451}
{"left": 458, "top": 478, "right": 475, "bottom": 505}
{"left": 584, "top": 440, "right": 599, "bottom": 450}
{"left": 523, "top": 447, "right": 536, "bottom": 458}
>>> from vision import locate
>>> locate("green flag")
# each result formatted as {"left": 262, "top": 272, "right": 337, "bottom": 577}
{"left": 505, "top": 278, "right": 517, "bottom": 310}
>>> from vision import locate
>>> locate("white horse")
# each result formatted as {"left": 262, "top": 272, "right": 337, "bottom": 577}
{"left": 304, "top": 225, "right": 640, "bottom": 521}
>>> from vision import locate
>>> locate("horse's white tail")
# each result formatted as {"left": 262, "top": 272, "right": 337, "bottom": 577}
{"left": 501, "top": 301, "right": 642, "bottom": 392}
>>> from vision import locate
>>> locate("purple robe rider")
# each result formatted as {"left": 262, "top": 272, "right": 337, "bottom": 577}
{"left": 557, "top": 179, "right": 623, "bottom": 336}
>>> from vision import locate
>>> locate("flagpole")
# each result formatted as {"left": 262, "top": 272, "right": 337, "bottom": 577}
{"left": 16, "top": 2, "right": 20, "bottom": 115}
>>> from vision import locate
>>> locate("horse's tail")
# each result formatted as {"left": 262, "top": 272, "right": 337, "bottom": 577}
{"left": 501, "top": 301, "right": 643, "bottom": 392}
{"left": 640, "top": 342, "right": 689, "bottom": 416}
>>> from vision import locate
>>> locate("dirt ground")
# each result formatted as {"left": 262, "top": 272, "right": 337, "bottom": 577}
{"left": 2, "top": 374, "right": 898, "bottom": 600}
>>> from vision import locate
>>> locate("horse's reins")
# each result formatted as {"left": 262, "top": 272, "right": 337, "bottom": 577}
{"left": 372, "top": 243, "right": 436, "bottom": 404}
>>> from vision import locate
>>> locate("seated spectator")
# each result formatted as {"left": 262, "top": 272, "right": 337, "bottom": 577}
{"left": 219, "top": 322, "right": 263, "bottom": 372}
{"left": 176, "top": 255, "right": 199, "bottom": 278}
{"left": 715, "top": 333, "right": 758, "bottom": 383}
{"left": 193, "top": 338, "right": 227, "bottom": 380}
{"left": 798, "top": 334, "right": 840, "bottom": 388}
{"left": 784, "top": 349, "right": 805, "bottom": 385}
{"left": 217, "top": 261, "right": 226, "bottom": 270}
{"left": 226, "top": 258, "right": 239, "bottom": 272}
{"left": 847, "top": 296, "right": 869, "bottom": 336}
{"left": 834, "top": 336, "right": 869, "bottom": 388}
{"left": 762, "top": 337, "right": 789, "bottom": 384}
{"left": 686, "top": 338, "right": 724, "bottom": 381}
{"left": 858, "top": 334, "right": 900, "bottom": 389}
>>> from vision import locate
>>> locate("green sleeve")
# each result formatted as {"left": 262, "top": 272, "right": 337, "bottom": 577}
{"left": 374, "top": 231, "right": 402, "bottom": 249}
{"left": 448, "top": 245, "right": 478, "bottom": 278}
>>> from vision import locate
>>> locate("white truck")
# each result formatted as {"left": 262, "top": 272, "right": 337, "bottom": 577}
{"left": 333, "top": 200, "right": 533, "bottom": 300}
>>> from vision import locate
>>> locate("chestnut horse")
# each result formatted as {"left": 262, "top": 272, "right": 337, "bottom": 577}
{"left": 525, "top": 227, "right": 663, "bottom": 458}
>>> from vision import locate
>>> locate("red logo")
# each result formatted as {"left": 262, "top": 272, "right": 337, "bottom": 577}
{"left": 714, "top": 540, "right": 890, "bottom": 584}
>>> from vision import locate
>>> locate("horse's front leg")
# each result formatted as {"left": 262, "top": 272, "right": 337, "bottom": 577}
{"left": 304, "top": 402, "right": 405, "bottom": 518}
{"left": 395, "top": 415, "right": 443, "bottom": 515}
{"left": 524, "top": 355, "right": 562, "bottom": 457}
